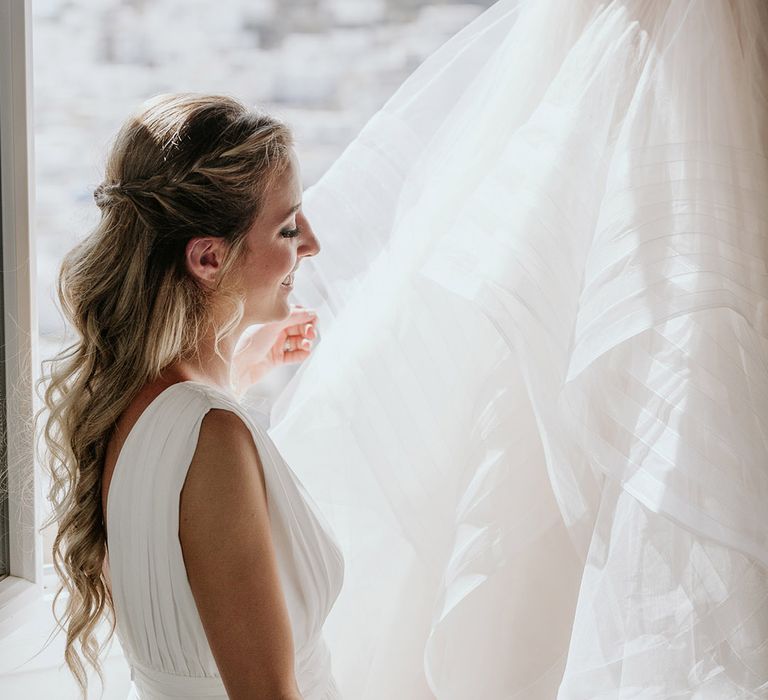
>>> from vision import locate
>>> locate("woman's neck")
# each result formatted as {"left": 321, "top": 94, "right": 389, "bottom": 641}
{"left": 161, "top": 320, "right": 247, "bottom": 393}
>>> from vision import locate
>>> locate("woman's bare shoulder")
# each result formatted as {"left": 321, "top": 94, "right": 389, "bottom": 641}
{"left": 184, "top": 407, "right": 266, "bottom": 495}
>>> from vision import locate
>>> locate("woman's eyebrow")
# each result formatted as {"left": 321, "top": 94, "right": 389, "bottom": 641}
{"left": 281, "top": 203, "right": 302, "bottom": 221}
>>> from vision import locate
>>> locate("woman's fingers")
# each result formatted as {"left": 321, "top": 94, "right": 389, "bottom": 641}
{"left": 278, "top": 307, "right": 318, "bottom": 359}
{"left": 284, "top": 307, "right": 317, "bottom": 326}
{"left": 284, "top": 347, "right": 312, "bottom": 363}
{"left": 285, "top": 323, "right": 310, "bottom": 337}
{"left": 285, "top": 322, "right": 316, "bottom": 338}
{"left": 282, "top": 336, "right": 313, "bottom": 353}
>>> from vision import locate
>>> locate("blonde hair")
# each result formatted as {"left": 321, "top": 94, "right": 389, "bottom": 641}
{"left": 35, "top": 93, "right": 293, "bottom": 697}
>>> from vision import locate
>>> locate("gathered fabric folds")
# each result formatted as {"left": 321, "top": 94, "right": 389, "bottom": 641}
{"left": 107, "top": 381, "right": 344, "bottom": 700}
{"left": 268, "top": 1, "right": 768, "bottom": 697}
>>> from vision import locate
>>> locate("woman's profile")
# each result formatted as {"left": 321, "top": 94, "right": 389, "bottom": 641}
{"left": 38, "top": 93, "right": 343, "bottom": 700}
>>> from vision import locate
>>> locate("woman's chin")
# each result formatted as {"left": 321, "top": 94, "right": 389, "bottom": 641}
{"left": 243, "top": 296, "right": 292, "bottom": 326}
{"left": 272, "top": 294, "right": 292, "bottom": 321}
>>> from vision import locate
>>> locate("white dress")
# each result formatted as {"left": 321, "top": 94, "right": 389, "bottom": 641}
{"left": 105, "top": 380, "right": 344, "bottom": 700}
{"left": 265, "top": 0, "right": 768, "bottom": 697}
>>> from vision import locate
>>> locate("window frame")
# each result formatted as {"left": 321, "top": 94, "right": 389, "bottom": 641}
{"left": 0, "top": 0, "right": 42, "bottom": 636}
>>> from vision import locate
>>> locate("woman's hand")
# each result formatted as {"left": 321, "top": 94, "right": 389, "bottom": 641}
{"left": 231, "top": 306, "right": 318, "bottom": 395}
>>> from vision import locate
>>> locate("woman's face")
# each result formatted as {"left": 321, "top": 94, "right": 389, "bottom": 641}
{"left": 236, "top": 148, "right": 320, "bottom": 324}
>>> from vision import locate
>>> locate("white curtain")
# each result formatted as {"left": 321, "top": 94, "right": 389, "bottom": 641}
{"left": 269, "top": 1, "right": 768, "bottom": 697}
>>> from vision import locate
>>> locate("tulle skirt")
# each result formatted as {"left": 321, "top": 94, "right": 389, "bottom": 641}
{"left": 268, "top": 0, "right": 768, "bottom": 697}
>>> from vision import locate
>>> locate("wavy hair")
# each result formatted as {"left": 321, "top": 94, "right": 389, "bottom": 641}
{"left": 35, "top": 93, "right": 293, "bottom": 697}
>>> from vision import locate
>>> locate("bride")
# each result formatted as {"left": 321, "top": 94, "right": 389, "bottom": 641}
{"left": 41, "top": 94, "right": 343, "bottom": 699}
{"left": 41, "top": 0, "right": 767, "bottom": 698}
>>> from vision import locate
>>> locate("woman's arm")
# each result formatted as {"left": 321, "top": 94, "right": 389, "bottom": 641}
{"left": 179, "top": 408, "right": 302, "bottom": 700}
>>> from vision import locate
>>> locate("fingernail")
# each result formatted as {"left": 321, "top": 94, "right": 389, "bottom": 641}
{"left": 301, "top": 339, "right": 312, "bottom": 350}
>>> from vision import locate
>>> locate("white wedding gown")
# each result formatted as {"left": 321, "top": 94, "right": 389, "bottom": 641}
{"left": 105, "top": 381, "right": 344, "bottom": 699}
{"left": 266, "top": 0, "right": 768, "bottom": 698}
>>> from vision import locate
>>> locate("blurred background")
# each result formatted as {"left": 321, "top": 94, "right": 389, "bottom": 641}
{"left": 34, "top": 0, "right": 496, "bottom": 341}
{"left": 34, "top": 0, "right": 495, "bottom": 566}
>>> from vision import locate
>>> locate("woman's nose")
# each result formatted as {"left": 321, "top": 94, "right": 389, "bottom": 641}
{"left": 298, "top": 214, "right": 321, "bottom": 257}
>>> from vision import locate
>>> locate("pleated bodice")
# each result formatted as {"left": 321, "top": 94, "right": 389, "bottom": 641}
{"left": 105, "top": 380, "right": 344, "bottom": 699}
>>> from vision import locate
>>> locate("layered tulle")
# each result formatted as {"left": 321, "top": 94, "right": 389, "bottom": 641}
{"left": 267, "top": 1, "right": 768, "bottom": 697}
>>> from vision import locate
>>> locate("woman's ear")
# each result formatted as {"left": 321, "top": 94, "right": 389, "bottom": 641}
{"left": 185, "top": 237, "right": 227, "bottom": 287}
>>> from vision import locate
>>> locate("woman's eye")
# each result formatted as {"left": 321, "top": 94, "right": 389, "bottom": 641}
{"left": 281, "top": 226, "right": 301, "bottom": 238}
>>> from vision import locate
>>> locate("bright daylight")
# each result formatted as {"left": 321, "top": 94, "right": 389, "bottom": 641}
{"left": 1, "top": 0, "right": 766, "bottom": 699}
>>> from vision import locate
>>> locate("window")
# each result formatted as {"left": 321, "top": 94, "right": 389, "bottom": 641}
{"left": 0, "top": 0, "right": 42, "bottom": 629}
{"left": 0, "top": 152, "right": 6, "bottom": 583}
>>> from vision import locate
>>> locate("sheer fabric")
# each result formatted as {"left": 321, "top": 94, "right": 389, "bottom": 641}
{"left": 268, "top": 1, "right": 768, "bottom": 697}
